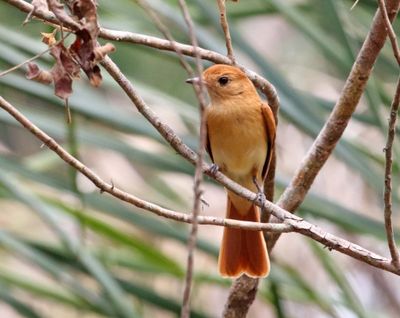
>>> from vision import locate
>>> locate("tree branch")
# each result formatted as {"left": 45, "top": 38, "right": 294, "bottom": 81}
{"left": 216, "top": 0, "right": 235, "bottom": 63}
{"left": 0, "top": 95, "right": 290, "bottom": 233}
{"left": 383, "top": 77, "right": 400, "bottom": 267}
{"left": 1, "top": 87, "right": 399, "bottom": 278}
{"left": 378, "top": 0, "right": 400, "bottom": 268}
{"left": 5, "top": 0, "right": 400, "bottom": 305}
{"left": 378, "top": 0, "right": 400, "bottom": 65}
{"left": 175, "top": 0, "right": 208, "bottom": 316}
{"left": 268, "top": 0, "right": 400, "bottom": 249}
{"left": 4, "top": 0, "right": 279, "bottom": 113}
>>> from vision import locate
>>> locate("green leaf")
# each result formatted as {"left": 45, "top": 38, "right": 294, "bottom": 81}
{"left": 309, "top": 241, "right": 371, "bottom": 318}
{"left": 0, "top": 284, "right": 44, "bottom": 318}
{"left": 0, "top": 231, "right": 116, "bottom": 316}
{"left": 0, "top": 268, "right": 89, "bottom": 311}
{"left": 50, "top": 198, "right": 185, "bottom": 277}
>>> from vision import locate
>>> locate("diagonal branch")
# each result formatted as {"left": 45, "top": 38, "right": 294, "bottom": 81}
{"left": 1, "top": 95, "right": 400, "bottom": 277}
{"left": 269, "top": 0, "right": 400, "bottom": 249}
{"left": 211, "top": 0, "right": 400, "bottom": 308}
{"left": 0, "top": 95, "right": 290, "bottom": 234}
{"left": 5, "top": 0, "right": 400, "bottom": 296}
{"left": 135, "top": 0, "right": 195, "bottom": 76}
{"left": 5, "top": 0, "right": 279, "bottom": 111}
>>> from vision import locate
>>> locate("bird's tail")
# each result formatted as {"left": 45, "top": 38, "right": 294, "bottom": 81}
{"left": 218, "top": 196, "right": 270, "bottom": 278}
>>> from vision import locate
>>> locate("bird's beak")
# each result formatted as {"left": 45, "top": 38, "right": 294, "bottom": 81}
{"left": 185, "top": 77, "right": 201, "bottom": 85}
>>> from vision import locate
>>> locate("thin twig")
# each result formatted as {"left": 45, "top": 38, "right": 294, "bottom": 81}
{"left": 378, "top": 0, "right": 400, "bottom": 268}
{"left": 350, "top": 0, "right": 361, "bottom": 10}
{"left": 0, "top": 48, "right": 52, "bottom": 77}
{"left": 383, "top": 77, "right": 400, "bottom": 267}
{"left": 1, "top": 95, "right": 400, "bottom": 277}
{"left": 135, "top": 0, "right": 194, "bottom": 76}
{"left": 216, "top": 0, "right": 235, "bottom": 63}
{"left": 378, "top": 0, "right": 400, "bottom": 65}
{"left": 214, "top": 1, "right": 261, "bottom": 315}
{"left": 176, "top": 1, "right": 207, "bottom": 317}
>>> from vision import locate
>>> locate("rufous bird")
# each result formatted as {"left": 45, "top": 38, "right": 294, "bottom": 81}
{"left": 186, "top": 64, "right": 276, "bottom": 278}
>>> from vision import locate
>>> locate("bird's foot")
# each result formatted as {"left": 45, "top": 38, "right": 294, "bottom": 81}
{"left": 200, "top": 196, "right": 210, "bottom": 207}
{"left": 252, "top": 176, "right": 266, "bottom": 212}
{"left": 254, "top": 191, "right": 267, "bottom": 208}
{"left": 208, "top": 164, "right": 219, "bottom": 175}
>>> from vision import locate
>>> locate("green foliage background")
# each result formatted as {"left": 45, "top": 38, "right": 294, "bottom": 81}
{"left": 0, "top": 0, "right": 399, "bottom": 317}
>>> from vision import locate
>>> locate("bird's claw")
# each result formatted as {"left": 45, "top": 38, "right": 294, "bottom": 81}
{"left": 252, "top": 176, "right": 266, "bottom": 212}
{"left": 200, "top": 196, "right": 210, "bottom": 207}
{"left": 254, "top": 191, "right": 267, "bottom": 208}
{"left": 209, "top": 164, "right": 219, "bottom": 175}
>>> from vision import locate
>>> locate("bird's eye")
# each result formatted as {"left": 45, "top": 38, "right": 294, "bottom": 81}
{"left": 218, "top": 76, "right": 229, "bottom": 86}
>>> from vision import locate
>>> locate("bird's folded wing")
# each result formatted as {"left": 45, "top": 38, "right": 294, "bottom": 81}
{"left": 261, "top": 103, "right": 276, "bottom": 179}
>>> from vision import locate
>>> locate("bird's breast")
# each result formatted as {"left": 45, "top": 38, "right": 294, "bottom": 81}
{"left": 207, "top": 105, "right": 267, "bottom": 181}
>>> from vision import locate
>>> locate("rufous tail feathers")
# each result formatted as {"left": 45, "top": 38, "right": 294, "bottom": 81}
{"left": 218, "top": 196, "right": 270, "bottom": 278}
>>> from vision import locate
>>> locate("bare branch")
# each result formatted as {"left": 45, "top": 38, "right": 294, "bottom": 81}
{"left": 377, "top": 0, "right": 400, "bottom": 268}
{"left": 378, "top": 0, "right": 400, "bottom": 65}
{"left": 0, "top": 30, "right": 73, "bottom": 78}
{"left": 383, "top": 77, "right": 400, "bottom": 267}
{"left": 0, "top": 46, "right": 52, "bottom": 77}
{"left": 175, "top": 0, "right": 208, "bottom": 316}
{"left": 0, "top": 95, "right": 287, "bottom": 233}
{"left": 223, "top": 276, "right": 259, "bottom": 318}
{"left": 5, "top": 0, "right": 400, "bottom": 282}
{"left": 216, "top": 0, "right": 235, "bottom": 63}
{"left": 351, "top": 0, "right": 361, "bottom": 10}
{"left": 1, "top": 94, "right": 399, "bottom": 276}
{"left": 270, "top": 0, "right": 400, "bottom": 249}
{"left": 135, "top": 0, "right": 194, "bottom": 76}
{"left": 4, "top": 0, "right": 279, "bottom": 112}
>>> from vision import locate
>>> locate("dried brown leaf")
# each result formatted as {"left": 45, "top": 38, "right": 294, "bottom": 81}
{"left": 72, "top": 0, "right": 99, "bottom": 35}
{"left": 50, "top": 43, "right": 80, "bottom": 99}
{"left": 88, "top": 65, "right": 102, "bottom": 87}
{"left": 41, "top": 29, "right": 57, "bottom": 46}
{"left": 70, "top": 29, "right": 101, "bottom": 86}
{"left": 47, "top": 0, "right": 77, "bottom": 26}
{"left": 26, "top": 63, "right": 53, "bottom": 84}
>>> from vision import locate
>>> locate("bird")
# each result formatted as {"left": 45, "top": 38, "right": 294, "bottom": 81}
{"left": 186, "top": 64, "right": 276, "bottom": 278}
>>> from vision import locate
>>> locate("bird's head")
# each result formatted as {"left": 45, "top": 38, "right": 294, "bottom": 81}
{"left": 186, "top": 64, "right": 258, "bottom": 105}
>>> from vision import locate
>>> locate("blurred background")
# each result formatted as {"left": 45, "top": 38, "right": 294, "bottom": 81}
{"left": 0, "top": 0, "right": 400, "bottom": 317}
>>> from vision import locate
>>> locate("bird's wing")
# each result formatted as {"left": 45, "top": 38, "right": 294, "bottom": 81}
{"left": 261, "top": 103, "right": 276, "bottom": 179}
{"left": 206, "top": 120, "right": 214, "bottom": 163}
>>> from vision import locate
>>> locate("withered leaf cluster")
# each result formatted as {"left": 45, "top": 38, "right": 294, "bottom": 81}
{"left": 26, "top": 0, "right": 115, "bottom": 100}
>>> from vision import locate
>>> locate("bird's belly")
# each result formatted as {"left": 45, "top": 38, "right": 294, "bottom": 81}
{"left": 209, "top": 121, "right": 267, "bottom": 183}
